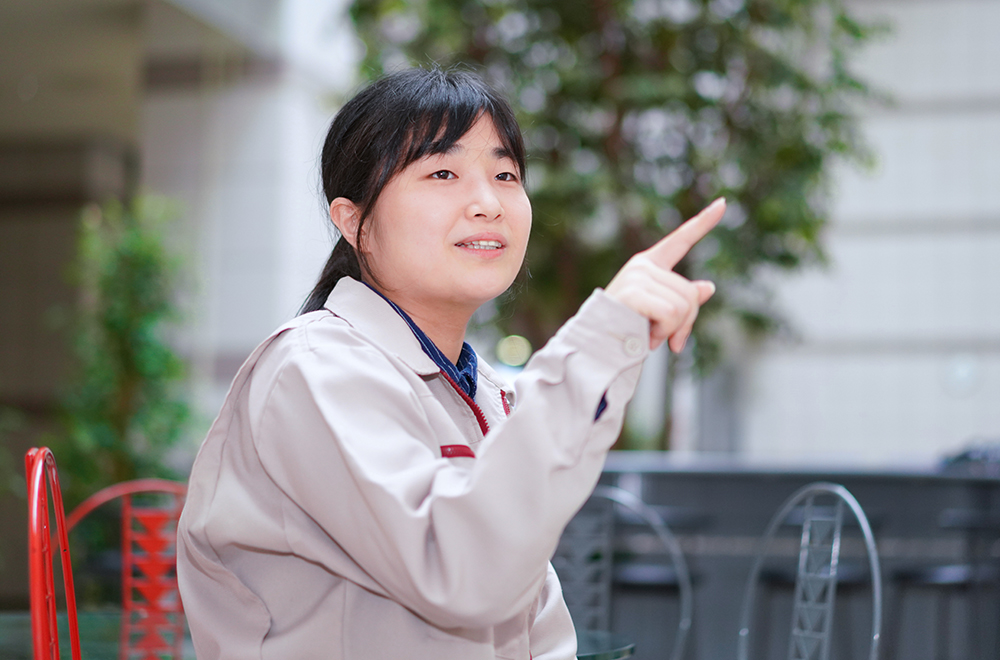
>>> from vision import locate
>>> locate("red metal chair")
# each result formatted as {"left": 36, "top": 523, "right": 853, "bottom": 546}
{"left": 25, "top": 446, "right": 83, "bottom": 660}
{"left": 66, "top": 478, "right": 187, "bottom": 660}
{"left": 26, "top": 447, "right": 188, "bottom": 660}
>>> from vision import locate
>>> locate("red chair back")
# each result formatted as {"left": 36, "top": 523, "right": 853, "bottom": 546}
{"left": 67, "top": 479, "right": 187, "bottom": 660}
{"left": 25, "top": 447, "right": 83, "bottom": 660}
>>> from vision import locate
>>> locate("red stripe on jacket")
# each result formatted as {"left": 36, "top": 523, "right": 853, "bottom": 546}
{"left": 440, "top": 444, "right": 476, "bottom": 459}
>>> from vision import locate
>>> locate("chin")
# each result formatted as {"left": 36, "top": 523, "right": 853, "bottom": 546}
{"left": 454, "top": 282, "right": 512, "bottom": 308}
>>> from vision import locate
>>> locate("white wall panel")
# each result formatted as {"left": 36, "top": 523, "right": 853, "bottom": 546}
{"left": 141, "top": 75, "right": 336, "bottom": 441}
{"left": 272, "top": 81, "right": 338, "bottom": 322}
{"left": 742, "top": 350, "right": 1000, "bottom": 464}
{"left": 770, "top": 231, "right": 1000, "bottom": 343}
{"left": 830, "top": 112, "right": 1000, "bottom": 224}
{"left": 143, "top": 82, "right": 283, "bottom": 355}
{"left": 850, "top": 0, "right": 1000, "bottom": 105}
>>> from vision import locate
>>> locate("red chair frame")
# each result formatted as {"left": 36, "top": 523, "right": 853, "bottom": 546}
{"left": 67, "top": 478, "right": 187, "bottom": 660}
{"left": 25, "top": 446, "right": 83, "bottom": 660}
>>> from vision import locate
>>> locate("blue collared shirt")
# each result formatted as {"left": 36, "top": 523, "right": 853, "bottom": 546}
{"left": 364, "top": 283, "right": 479, "bottom": 400}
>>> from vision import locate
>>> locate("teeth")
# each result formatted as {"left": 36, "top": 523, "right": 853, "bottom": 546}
{"left": 460, "top": 240, "right": 502, "bottom": 250}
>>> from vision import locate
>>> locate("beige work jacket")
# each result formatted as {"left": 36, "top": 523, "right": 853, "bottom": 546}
{"left": 177, "top": 277, "right": 649, "bottom": 660}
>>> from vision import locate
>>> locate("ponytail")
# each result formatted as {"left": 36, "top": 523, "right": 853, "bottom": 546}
{"left": 299, "top": 238, "right": 362, "bottom": 314}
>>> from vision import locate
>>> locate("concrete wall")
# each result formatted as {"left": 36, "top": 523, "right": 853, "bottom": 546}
{"left": 0, "top": 0, "right": 143, "bottom": 608}
{"left": 140, "top": 67, "right": 337, "bottom": 436}
{"left": 138, "top": 0, "right": 355, "bottom": 445}
{"left": 0, "top": 0, "right": 352, "bottom": 606}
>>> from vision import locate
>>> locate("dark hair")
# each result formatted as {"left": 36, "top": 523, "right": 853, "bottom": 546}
{"left": 299, "top": 67, "right": 527, "bottom": 314}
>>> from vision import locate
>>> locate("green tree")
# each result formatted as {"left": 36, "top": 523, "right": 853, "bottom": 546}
{"left": 350, "top": 0, "right": 879, "bottom": 446}
{"left": 54, "top": 198, "right": 190, "bottom": 506}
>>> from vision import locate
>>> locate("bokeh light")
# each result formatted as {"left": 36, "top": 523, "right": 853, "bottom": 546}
{"left": 496, "top": 335, "right": 533, "bottom": 367}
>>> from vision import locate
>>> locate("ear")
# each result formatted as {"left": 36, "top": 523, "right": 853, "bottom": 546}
{"left": 329, "top": 198, "right": 362, "bottom": 248}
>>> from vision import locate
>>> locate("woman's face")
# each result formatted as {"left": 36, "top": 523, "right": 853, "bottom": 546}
{"left": 359, "top": 116, "right": 531, "bottom": 315}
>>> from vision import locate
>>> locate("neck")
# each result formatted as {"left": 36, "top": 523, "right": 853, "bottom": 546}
{"left": 366, "top": 280, "right": 472, "bottom": 363}
{"left": 400, "top": 304, "right": 470, "bottom": 364}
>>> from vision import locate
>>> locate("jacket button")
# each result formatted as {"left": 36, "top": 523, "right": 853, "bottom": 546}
{"left": 623, "top": 336, "right": 644, "bottom": 357}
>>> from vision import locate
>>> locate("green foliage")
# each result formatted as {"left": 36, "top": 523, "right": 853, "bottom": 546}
{"left": 54, "top": 198, "right": 190, "bottom": 507}
{"left": 350, "top": 0, "right": 878, "bottom": 369}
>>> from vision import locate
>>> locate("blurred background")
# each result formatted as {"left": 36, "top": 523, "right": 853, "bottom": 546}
{"left": 0, "top": 0, "right": 998, "bottom": 653}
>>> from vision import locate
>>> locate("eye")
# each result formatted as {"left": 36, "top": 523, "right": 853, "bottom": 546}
{"left": 430, "top": 170, "right": 456, "bottom": 180}
{"left": 496, "top": 172, "right": 519, "bottom": 182}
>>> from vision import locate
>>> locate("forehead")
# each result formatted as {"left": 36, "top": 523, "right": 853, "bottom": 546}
{"left": 457, "top": 115, "right": 502, "bottom": 143}
{"left": 429, "top": 117, "right": 515, "bottom": 161}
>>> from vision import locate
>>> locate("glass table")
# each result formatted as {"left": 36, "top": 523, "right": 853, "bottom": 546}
{"left": 0, "top": 610, "right": 119, "bottom": 660}
{"left": 577, "top": 629, "right": 635, "bottom": 660}
{"left": 0, "top": 610, "right": 195, "bottom": 660}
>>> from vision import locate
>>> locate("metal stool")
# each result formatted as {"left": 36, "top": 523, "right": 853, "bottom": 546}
{"left": 737, "top": 482, "right": 883, "bottom": 660}
{"left": 755, "top": 559, "right": 878, "bottom": 660}
{"left": 884, "top": 508, "right": 1000, "bottom": 660}
{"left": 553, "top": 486, "right": 695, "bottom": 660}
{"left": 752, "top": 502, "right": 883, "bottom": 660}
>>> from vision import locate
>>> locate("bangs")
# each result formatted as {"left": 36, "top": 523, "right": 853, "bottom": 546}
{"left": 400, "top": 100, "right": 525, "bottom": 180}
{"left": 337, "top": 68, "right": 527, "bottom": 222}
{"left": 371, "top": 70, "right": 526, "bottom": 205}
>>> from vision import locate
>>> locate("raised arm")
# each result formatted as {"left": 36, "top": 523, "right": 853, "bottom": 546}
{"left": 240, "top": 201, "right": 724, "bottom": 631}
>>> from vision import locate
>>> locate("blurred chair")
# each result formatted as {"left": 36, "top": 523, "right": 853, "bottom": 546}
{"left": 883, "top": 506, "right": 1000, "bottom": 660}
{"left": 755, "top": 505, "right": 884, "bottom": 660}
{"left": 553, "top": 485, "right": 694, "bottom": 660}
{"left": 66, "top": 478, "right": 187, "bottom": 660}
{"left": 737, "top": 482, "right": 883, "bottom": 660}
{"left": 25, "top": 446, "right": 83, "bottom": 660}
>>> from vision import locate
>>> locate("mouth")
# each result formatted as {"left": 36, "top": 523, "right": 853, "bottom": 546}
{"left": 455, "top": 239, "right": 504, "bottom": 251}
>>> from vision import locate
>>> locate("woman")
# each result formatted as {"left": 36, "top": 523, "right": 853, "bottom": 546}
{"left": 177, "top": 67, "right": 723, "bottom": 660}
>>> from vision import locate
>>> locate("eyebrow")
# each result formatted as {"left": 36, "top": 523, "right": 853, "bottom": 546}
{"left": 493, "top": 146, "right": 516, "bottom": 162}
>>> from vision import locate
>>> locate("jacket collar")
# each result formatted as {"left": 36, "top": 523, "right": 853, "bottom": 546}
{"left": 477, "top": 359, "right": 515, "bottom": 410}
{"left": 323, "top": 277, "right": 440, "bottom": 376}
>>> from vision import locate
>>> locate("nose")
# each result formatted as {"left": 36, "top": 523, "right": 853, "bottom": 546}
{"left": 466, "top": 177, "right": 503, "bottom": 221}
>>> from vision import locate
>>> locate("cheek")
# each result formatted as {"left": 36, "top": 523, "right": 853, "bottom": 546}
{"left": 367, "top": 214, "right": 440, "bottom": 279}
{"left": 360, "top": 218, "right": 406, "bottom": 282}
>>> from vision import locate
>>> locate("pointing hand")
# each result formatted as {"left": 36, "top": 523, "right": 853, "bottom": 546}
{"left": 605, "top": 198, "right": 726, "bottom": 352}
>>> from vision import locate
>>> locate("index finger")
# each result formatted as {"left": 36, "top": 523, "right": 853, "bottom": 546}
{"left": 644, "top": 198, "right": 726, "bottom": 270}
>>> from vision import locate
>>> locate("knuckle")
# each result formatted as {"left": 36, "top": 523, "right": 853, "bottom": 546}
{"left": 630, "top": 254, "right": 651, "bottom": 269}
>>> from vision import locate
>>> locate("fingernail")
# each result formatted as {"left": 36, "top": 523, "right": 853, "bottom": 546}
{"left": 710, "top": 197, "right": 726, "bottom": 208}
